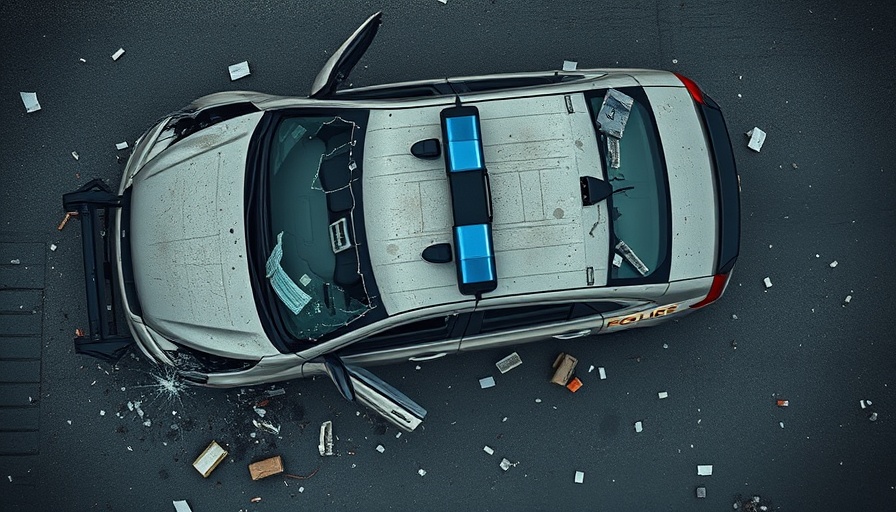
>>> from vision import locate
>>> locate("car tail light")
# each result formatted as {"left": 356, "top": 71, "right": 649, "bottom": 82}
{"left": 690, "top": 273, "right": 730, "bottom": 309}
{"left": 674, "top": 73, "right": 706, "bottom": 105}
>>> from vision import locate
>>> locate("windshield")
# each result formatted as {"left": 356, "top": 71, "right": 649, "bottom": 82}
{"left": 588, "top": 88, "right": 670, "bottom": 282}
{"left": 266, "top": 114, "right": 374, "bottom": 340}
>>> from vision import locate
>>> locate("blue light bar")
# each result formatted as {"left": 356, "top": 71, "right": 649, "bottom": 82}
{"left": 454, "top": 224, "right": 496, "bottom": 284}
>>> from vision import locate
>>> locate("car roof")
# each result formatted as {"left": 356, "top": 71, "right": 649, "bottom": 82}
{"left": 362, "top": 91, "right": 612, "bottom": 316}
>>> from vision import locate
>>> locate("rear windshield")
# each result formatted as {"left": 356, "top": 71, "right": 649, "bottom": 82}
{"left": 587, "top": 88, "right": 671, "bottom": 283}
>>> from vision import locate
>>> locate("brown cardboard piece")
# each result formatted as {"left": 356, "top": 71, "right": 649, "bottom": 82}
{"left": 551, "top": 353, "right": 578, "bottom": 385}
{"left": 193, "top": 440, "right": 228, "bottom": 478}
{"left": 248, "top": 455, "right": 284, "bottom": 480}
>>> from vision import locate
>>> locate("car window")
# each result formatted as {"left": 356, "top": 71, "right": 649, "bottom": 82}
{"left": 477, "top": 304, "right": 572, "bottom": 334}
{"left": 456, "top": 74, "right": 585, "bottom": 93}
{"left": 570, "top": 301, "right": 626, "bottom": 319}
{"left": 342, "top": 314, "right": 464, "bottom": 352}
{"left": 586, "top": 87, "right": 671, "bottom": 285}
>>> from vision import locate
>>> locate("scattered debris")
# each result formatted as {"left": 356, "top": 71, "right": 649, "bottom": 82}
{"left": 566, "top": 377, "right": 583, "bottom": 392}
{"left": 193, "top": 440, "right": 228, "bottom": 478}
{"left": 697, "top": 464, "right": 713, "bottom": 476}
{"left": 19, "top": 92, "right": 41, "bottom": 113}
{"left": 731, "top": 339, "right": 738, "bottom": 349}
{"left": 776, "top": 399, "right": 789, "bottom": 407}
{"left": 49, "top": 243, "right": 57, "bottom": 251}
{"left": 126, "top": 446, "right": 133, "bottom": 452}
{"left": 7, "top": 475, "right": 11, "bottom": 482}
{"left": 115, "top": 141, "right": 129, "bottom": 150}
{"left": 763, "top": 277, "right": 773, "bottom": 289}
{"left": 732, "top": 314, "right": 738, "bottom": 320}
{"left": 250, "top": 497, "right": 262, "bottom": 503}
{"left": 395, "top": 432, "right": 401, "bottom": 439}
{"left": 66, "top": 420, "right": 72, "bottom": 425}
{"left": 79, "top": 58, "right": 86, "bottom": 63}
{"left": 598, "top": 367, "right": 607, "bottom": 380}
{"left": 860, "top": 399, "right": 872, "bottom": 409}
{"left": 829, "top": 260, "right": 838, "bottom": 268}
{"left": 438, "top": 0, "right": 447, "bottom": 4}
{"left": 552, "top": 353, "right": 578, "bottom": 385}
{"left": 376, "top": 444, "right": 385, "bottom": 453}
{"left": 111, "top": 48, "right": 125, "bottom": 61}
{"left": 172, "top": 500, "right": 193, "bottom": 512}
{"left": 779, "top": 421, "right": 785, "bottom": 428}
{"left": 843, "top": 295, "right": 852, "bottom": 306}
{"left": 495, "top": 352, "right": 523, "bottom": 374}
{"left": 696, "top": 486, "right": 706, "bottom": 498}
{"left": 253, "top": 419, "right": 280, "bottom": 435}
{"left": 634, "top": 421, "right": 643, "bottom": 433}
{"left": 869, "top": 412, "right": 879, "bottom": 422}
{"left": 588, "top": 365, "right": 595, "bottom": 373}
{"left": 612, "top": 253, "right": 623, "bottom": 267}
{"left": 534, "top": 398, "right": 542, "bottom": 403}
{"left": 746, "top": 127, "right": 766, "bottom": 152}
{"left": 418, "top": 468, "right": 427, "bottom": 477}
{"left": 228, "top": 61, "right": 251, "bottom": 81}
{"left": 253, "top": 407, "right": 266, "bottom": 418}
{"left": 249, "top": 456, "right": 284, "bottom": 480}
{"left": 9, "top": 258, "right": 21, "bottom": 265}
{"left": 562, "top": 60, "right": 577, "bottom": 71}
{"left": 658, "top": 391, "right": 669, "bottom": 399}
{"left": 479, "top": 376, "right": 496, "bottom": 389}
{"left": 264, "top": 388, "right": 286, "bottom": 397}
{"left": 99, "top": 410, "right": 105, "bottom": 416}
{"left": 662, "top": 343, "right": 669, "bottom": 349}
{"left": 791, "top": 162, "right": 798, "bottom": 169}
{"left": 616, "top": 240, "right": 648, "bottom": 276}
{"left": 57, "top": 211, "right": 76, "bottom": 230}
{"left": 483, "top": 446, "right": 494, "bottom": 455}
{"left": 574, "top": 470, "right": 585, "bottom": 484}
{"left": 318, "top": 421, "right": 334, "bottom": 456}
{"left": 499, "top": 458, "right": 516, "bottom": 471}
{"left": 71, "top": 151, "right": 79, "bottom": 160}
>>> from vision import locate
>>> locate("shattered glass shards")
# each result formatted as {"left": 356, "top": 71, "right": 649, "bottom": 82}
{"left": 228, "top": 61, "right": 251, "bottom": 81}
{"left": 20, "top": 92, "right": 41, "bottom": 113}
{"left": 266, "top": 232, "right": 312, "bottom": 315}
{"left": 596, "top": 89, "right": 634, "bottom": 139}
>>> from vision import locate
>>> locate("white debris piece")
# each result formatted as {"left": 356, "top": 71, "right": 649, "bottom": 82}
{"left": 253, "top": 407, "right": 266, "bottom": 418}
{"left": 495, "top": 352, "right": 522, "bottom": 373}
{"left": 172, "top": 500, "right": 193, "bottom": 512}
{"left": 843, "top": 295, "right": 852, "bottom": 305}
{"left": 20, "top": 92, "right": 41, "bottom": 113}
{"left": 10, "top": 259, "right": 20, "bottom": 265}
{"left": 299, "top": 274, "right": 312, "bottom": 287}
{"left": 50, "top": 244, "right": 57, "bottom": 251}
{"left": 418, "top": 468, "right": 427, "bottom": 476}
{"left": 634, "top": 421, "right": 643, "bottom": 433}
{"left": 143, "top": 419, "right": 152, "bottom": 427}
{"left": 658, "top": 391, "right": 669, "bottom": 399}
{"left": 574, "top": 471, "right": 585, "bottom": 483}
{"left": 534, "top": 398, "right": 542, "bottom": 403}
{"left": 127, "top": 446, "right": 133, "bottom": 452}
{"left": 7, "top": 475, "right": 11, "bottom": 482}
{"left": 697, "top": 464, "right": 713, "bottom": 476}
{"left": 79, "top": 58, "right": 86, "bottom": 63}
{"left": 763, "top": 277, "right": 773, "bottom": 289}
{"left": 829, "top": 260, "right": 838, "bottom": 268}
{"left": 499, "top": 458, "right": 514, "bottom": 471}
{"left": 318, "top": 420, "right": 334, "bottom": 456}
{"left": 437, "top": 0, "right": 447, "bottom": 4}
{"left": 598, "top": 367, "right": 607, "bottom": 380}
{"left": 483, "top": 446, "right": 494, "bottom": 455}
{"left": 746, "top": 127, "right": 767, "bottom": 152}
{"left": 112, "top": 48, "right": 125, "bottom": 61}
{"left": 562, "top": 60, "right": 577, "bottom": 71}
{"left": 298, "top": 486, "right": 304, "bottom": 493}
{"left": 228, "top": 61, "right": 251, "bottom": 81}
{"left": 99, "top": 410, "right": 105, "bottom": 416}
{"left": 779, "top": 421, "right": 785, "bottom": 428}
{"left": 732, "top": 314, "right": 738, "bottom": 320}
{"left": 115, "top": 141, "right": 129, "bottom": 150}
{"left": 672, "top": 58, "right": 679, "bottom": 64}
{"left": 71, "top": 151, "right": 79, "bottom": 160}
{"left": 588, "top": 365, "right": 595, "bottom": 373}
{"left": 395, "top": 432, "right": 401, "bottom": 439}
{"left": 479, "top": 376, "right": 495, "bottom": 389}
{"left": 376, "top": 444, "right": 385, "bottom": 453}
{"left": 67, "top": 420, "right": 72, "bottom": 425}
{"left": 869, "top": 412, "right": 879, "bottom": 421}
{"left": 612, "top": 253, "right": 623, "bottom": 268}
{"left": 662, "top": 343, "right": 669, "bottom": 349}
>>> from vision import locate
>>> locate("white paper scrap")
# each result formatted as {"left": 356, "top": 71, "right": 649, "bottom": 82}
{"left": 763, "top": 277, "right": 773, "bottom": 289}
{"left": 697, "top": 464, "right": 713, "bottom": 476}
{"left": 779, "top": 421, "right": 785, "bottom": 428}
{"left": 483, "top": 446, "right": 494, "bottom": 455}
{"left": 115, "top": 141, "right": 129, "bottom": 150}
{"left": 588, "top": 365, "right": 595, "bottom": 373}
{"left": 112, "top": 48, "right": 125, "bottom": 61}
{"left": 658, "top": 391, "right": 669, "bottom": 399}
{"left": 228, "top": 61, "right": 251, "bottom": 81}
{"left": 173, "top": 500, "right": 193, "bottom": 512}
{"left": 562, "top": 60, "right": 577, "bottom": 71}
{"left": 598, "top": 367, "right": 607, "bottom": 380}
{"left": 376, "top": 444, "right": 385, "bottom": 453}
{"left": 829, "top": 260, "right": 838, "bottom": 268}
{"left": 20, "top": 92, "right": 41, "bottom": 113}
{"left": 479, "top": 376, "right": 495, "bottom": 389}
{"left": 499, "top": 458, "right": 513, "bottom": 471}
{"left": 746, "top": 127, "right": 766, "bottom": 152}
{"left": 634, "top": 421, "right": 643, "bottom": 433}
{"left": 860, "top": 400, "right": 867, "bottom": 409}
{"left": 71, "top": 151, "right": 79, "bottom": 160}
{"left": 574, "top": 471, "right": 585, "bottom": 484}
{"left": 418, "top": 468, "right": 427, "bottom": 476}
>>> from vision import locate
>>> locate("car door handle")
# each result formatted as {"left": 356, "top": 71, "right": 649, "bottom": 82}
{"left": 408, "top": 352, "right": 448, "bottom": 362}
{"left": 552, "top": 329, "right": 591, "bottom": 340}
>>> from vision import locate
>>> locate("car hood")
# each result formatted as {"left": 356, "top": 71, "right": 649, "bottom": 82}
{"left": 128, "top": 111, "right": 279, "bottom": 359}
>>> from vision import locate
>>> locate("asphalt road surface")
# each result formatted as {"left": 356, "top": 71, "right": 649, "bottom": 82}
{"left": 1, "top": 1, "right": 895, "bottom": 510}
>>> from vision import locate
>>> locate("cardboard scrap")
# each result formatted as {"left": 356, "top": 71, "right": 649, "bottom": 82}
{"left": 193, "top": 440, "right": 228, "bottom": 478}
{"left": 551, "top": 353, "right": 578, "bottom": 385}
{"left": 248, "top": 455, "right": 284, "bottom": 480}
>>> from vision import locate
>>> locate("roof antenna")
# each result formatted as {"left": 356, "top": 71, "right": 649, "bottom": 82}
{"left": 446, "top": 79, "right": 462, "bottom": 106}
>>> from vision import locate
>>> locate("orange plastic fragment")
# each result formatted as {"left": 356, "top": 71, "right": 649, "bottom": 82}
{"left": 566, "top": 377, "right": 583, "bottom": 393}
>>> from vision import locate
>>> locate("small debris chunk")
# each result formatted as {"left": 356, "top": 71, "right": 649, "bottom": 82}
{"left": 172, "top": 500, "right": 193, "bottom": 512}
{"left": 829, "top": 260, "right": 838, "bottom": 268}
{"left": 779, "top": 421, "right": 785, "bottom": 428}
{"left": 776, "top": 399, "right": 789, "bottom": 407}
{"left": 658, "top": 391, "right": 669, "bottom": 399}
{"left": 696, "top": 486, "right": 707, "bottom": 498}
{"left": 99, "top": 410, "right": 105, "bottom": 416}
{"left": 19, "top": 92, "right": 41, "bottom": 113}
{"left": 9, "top": 259, "right": 20, "bottom": 265}
{"left": 418, "top": 468, "right": 427, "bottom": 477}
{"left": 697, "top": 464, "right": 713, "bottom": 476}
{"left": 376, "top": 444, "right": 385, "bottom": 453}
{"left": 612, "top": 253, "right": 623, "bottom": 267}
{"left": 253, "top": 419, "right": 280, "bottom": 435}
{"left": 574, "top": 471, "right": 585, "bottom": 484}
{"left": 746, "top": 127, "right": 767, "bottom": 152}
{"left": 562, "top": 60, "right": 577, "bottom": 71}
{"left": 250, "top": 497, "right": 262, "bottom": 503}
{"left": 495, "top": 352, "right": 523, "bottom": 374}
{"left": 588, "top": 365, "right": 595, "bottom": 373}
{"left": 551, "top": 353, "right": 578, "bottom": 385}
{"left": 483, "top": 446, "right": 494, "bottom": 455}
{"left": 253, "top": 407, "right": 266, "bottom": 418}
{"left": 662, "top": 343, "right": 668, "bottom": 349}
{"left": 732, "top": 314, "right": 738, "bottom": 320}
{"left": 479, "top": 376, "right": 496, "bottom": 389}
{"left": 115, "top": 141, "right": 129, "bottom": 150}
{"left": 264, "top": 388, "right": 286, "bottom": 397}
{"left": 228, "top": 61, "right": 251, "bottom": 81}
{"left": 634, "top": 421, "right": 643, "bottom": 433}
{"left": 319, "top": 421, "right": 334, "bottom": 456}
{"left": 843, "top": 295, "right": 852, "bottom": 306}
{"left": 763, "top": 277, "right": 773, "bottom": 289}
{"left": 869, "top": 412, "right": 879, "bottom": 422}
{"left": 50, "top": 244, "right": 57, "bottom": 251}
{"left": 112, "top": 48, "right": 125, "bottom": 60}
{"left": 598, "top": 367, "right": 607, "bottom": 380}
{"left": 566, "top": 377, "right": 583, "bottom": 393}
{"left": 193, "top": 440, "right": 228, "bottom": 478}
{"left": 79, "top": 58, "right": 87, "bottom": 63}
{"left": 248, "top": 456, "right": 284, "bottom": 480}
{"left": 71, "top": 151, "right": 79, "bottom": 160}
{"left": 499, "top": 458, "right": 515, "bottom": 471}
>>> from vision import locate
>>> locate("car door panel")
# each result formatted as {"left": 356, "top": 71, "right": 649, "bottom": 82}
{"left": 336, "top": 313, "right": 469, "bottom": 366}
